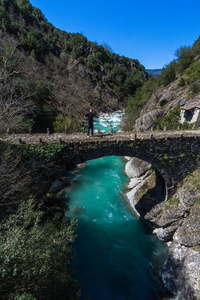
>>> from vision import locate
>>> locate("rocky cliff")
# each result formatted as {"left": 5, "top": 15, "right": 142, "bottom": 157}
{"left": 125, "top": 157, "right": 200, "bottom": 300}
{"left": 134, "top": 78, "right": 189, "bottom": 132}
{"left": 132, "top": 38, "right": 200, "bottom": 133}
{"left": 128, "top": 47, "right": 200, "bottom": 298}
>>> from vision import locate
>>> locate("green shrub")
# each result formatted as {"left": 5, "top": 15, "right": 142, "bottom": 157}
{"left": 190, "top": 80, "right": 200, "bottom": 94}
{"left": 185, "top": 61, "right": 200, "bottom": 83}
{"left": 192, "top": 36, "right": 200, "bottom": 57}
{"left": 0, "top": 198, "right": 79, "bottom": 299}
{"left": 0, "top": 6, "right": 11, "bottom": 31}
{"left": 177, "top": 77, "right": 186, "bottom": 88}
{"left": 123, "top": 78, "right": 157, "bottom": 130}
{"left": 184, "top": 61, "right": 200, "bottom": 94}
{"left": 53, "top": 114, "right": 72, "bottom": 133}
{"left": 158, "top": 61, "right": 176, "bottom": 86}
{"left": 175, "top": 46, "right": 194, "bottom": 74}
{"left": 10, "top": 293, "right": 36, "bottom": 300}
{"left": 154, "top": 103, "right": 181, "bottom": 130}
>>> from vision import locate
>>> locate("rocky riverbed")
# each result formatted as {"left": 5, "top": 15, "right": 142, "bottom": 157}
{"left": 124, "top": 157, "right": 200, "bottom": 300}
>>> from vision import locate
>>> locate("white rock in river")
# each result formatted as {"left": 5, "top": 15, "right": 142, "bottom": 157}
{"left": 127, "top": 177, "right": 143, "bottom": 189}
{"left": 125, "top": 157, "right": 151, "bottom": 179}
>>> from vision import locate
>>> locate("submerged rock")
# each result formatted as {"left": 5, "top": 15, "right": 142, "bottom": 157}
{"left": 73, "top": 206, "right": 84, "bottom": 215}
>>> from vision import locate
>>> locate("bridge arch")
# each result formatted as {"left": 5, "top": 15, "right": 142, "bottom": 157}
{"left": 75, "top": 152, "right": 167, "bottom": 201}
{"left": 63, "top": 142, "right": 174, "bottom": 201}
{"left": 56, "top": 134, "right": 200, "bottom": 201}
{"left": 2, "top": 131, "right": 200, "bottom": 201}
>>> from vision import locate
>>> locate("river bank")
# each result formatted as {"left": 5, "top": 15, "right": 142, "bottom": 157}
{"left": 124, "top": 156, "right": 200, "bottom": 300}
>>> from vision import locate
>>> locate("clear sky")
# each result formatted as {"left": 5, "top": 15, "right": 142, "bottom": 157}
{"left": 29, "top": 0, "right": 200, "bottom": 69}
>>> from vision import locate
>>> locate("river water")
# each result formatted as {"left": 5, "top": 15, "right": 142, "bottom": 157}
{"left": 63, "top": 113, "right": 168, "bottom": 300}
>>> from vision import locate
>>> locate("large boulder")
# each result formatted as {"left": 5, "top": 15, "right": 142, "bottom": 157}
{"left": 125, "top": 157, "right": 151, "bottom": 179}
{"left": 134, "top": 109, "right": 163, "bottom": 131}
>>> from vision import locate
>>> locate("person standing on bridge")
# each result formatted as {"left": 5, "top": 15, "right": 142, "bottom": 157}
{"left": 84, "top": 108, "right": 99, "bottom": 137}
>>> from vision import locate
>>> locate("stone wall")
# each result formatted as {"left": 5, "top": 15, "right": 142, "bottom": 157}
{"left": 2, "top": 131, "right": 200, "bottom": 200}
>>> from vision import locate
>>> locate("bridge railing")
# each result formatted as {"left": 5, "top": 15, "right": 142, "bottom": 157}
{"left": 1, "top": 128, "right": 200, "bottom": 145}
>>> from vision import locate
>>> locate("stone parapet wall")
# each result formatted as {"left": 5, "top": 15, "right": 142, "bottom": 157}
{"left": 1, "top": 130, "right": 200, "bottom": 144}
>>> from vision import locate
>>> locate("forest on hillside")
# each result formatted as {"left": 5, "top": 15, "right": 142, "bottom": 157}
{"left": 0, "top": 0, "right": 148, "bottom": 134}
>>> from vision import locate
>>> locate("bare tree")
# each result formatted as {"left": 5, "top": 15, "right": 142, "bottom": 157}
{"left": 0, "top": 142, "right": 66, "bottom": 219}
{"left": 0, "top": 35, "right": 34, "bottom": 133}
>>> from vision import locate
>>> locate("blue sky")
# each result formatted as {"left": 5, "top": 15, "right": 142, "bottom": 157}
{"left": 29, "top": 0, "right": 200, "bottom": 69}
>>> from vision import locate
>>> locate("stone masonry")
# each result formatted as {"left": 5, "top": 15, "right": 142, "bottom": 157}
{"left": 1, "top": 130, "right": 200, "bottom": 200}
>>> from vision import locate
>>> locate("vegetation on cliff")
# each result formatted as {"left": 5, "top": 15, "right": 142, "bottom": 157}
{"left": 0, "top": 141, "right": 67, "bottom": 218}
{"left": 123, "top": 36, "right": 200, "bottom": 130}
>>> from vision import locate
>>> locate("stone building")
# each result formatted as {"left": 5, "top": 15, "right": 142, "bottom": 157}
{"left": 180, "top": 96, "right": 200, "bottom": 127}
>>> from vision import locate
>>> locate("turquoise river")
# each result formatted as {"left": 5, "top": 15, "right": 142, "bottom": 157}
{"left": 63, "top": 113, "right": 169, "bottom": 300}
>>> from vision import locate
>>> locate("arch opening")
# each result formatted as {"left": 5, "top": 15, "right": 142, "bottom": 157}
{"left": 69, "top": 153, "right": 168, "bottom": 222}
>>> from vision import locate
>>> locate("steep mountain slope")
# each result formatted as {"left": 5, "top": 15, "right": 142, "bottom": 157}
{"left": 123, "top": 36, "right": 200, "bottom": 132}
{"left": 0, "top": 0, "right": 147, "bottom": 133}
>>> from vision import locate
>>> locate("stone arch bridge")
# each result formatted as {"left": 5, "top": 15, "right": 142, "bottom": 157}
{"left": 2, "top": 130, "right": 200, "bottom": 200}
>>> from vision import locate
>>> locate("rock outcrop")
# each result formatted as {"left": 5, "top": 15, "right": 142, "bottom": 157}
{"left": 125, "top": 158, "right": 200, "bottom": 300}
{"left": 133, "top": 78, "right": 190, "bottom": 132}
{"left": 125, "top": 157, "right": 152, "bottom": 216}
{"left": 161, "top": 244, "right": 200, "bottom": 300}
{"left": 134, "top": 109, "right": 163, "bottom": 131}
{"left": 125, "top": 157, "right": 151, "bottom": 178}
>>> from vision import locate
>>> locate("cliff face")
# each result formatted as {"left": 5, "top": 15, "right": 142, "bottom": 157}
{"left": 134, "top": 78, "right": 189, "bottom": 132}
{"left": 125, "top": 158, "right": 200, "bottom": 300}
{"left": 153, "top": 173, "right": 200, "bottom": 300}
{"left": 132, "top": 39, "right": 200, "bottom": 133}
